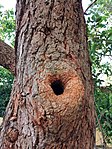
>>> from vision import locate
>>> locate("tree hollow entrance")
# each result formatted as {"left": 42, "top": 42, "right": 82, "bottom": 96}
{"left": 51, "top": 80, "right": 64, "bottom": 95}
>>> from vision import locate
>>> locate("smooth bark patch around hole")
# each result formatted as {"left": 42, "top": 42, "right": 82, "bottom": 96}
{"left": 51, "top": 80, "right": 64, "bottom": 95}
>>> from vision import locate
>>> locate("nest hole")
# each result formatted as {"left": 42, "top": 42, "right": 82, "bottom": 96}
{"left": 51, "top": 80, "right": 64, "bottom": 95}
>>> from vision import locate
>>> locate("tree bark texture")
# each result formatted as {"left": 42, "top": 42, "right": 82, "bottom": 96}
{"left": 0, "top": 39, "right": 15, "bottom": 74}
{"left": 0, "top": 0, "right": 95, "bottom": 148}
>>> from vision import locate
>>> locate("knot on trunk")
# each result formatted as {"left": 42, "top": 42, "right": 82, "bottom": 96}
{"left": 6, "top": 127, "right": 19, "bottom": 143}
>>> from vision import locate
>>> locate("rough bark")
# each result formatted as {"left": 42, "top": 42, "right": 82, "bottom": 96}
{"left": 0, "top": 39, "right": 15, "bottom": 74}
{"left": 0, "top": 0, "right": 95, "bottom": 149}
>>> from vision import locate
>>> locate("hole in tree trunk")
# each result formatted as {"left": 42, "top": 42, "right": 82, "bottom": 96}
{"left": 51, "top": 80, "right": 64, "bottom": 95}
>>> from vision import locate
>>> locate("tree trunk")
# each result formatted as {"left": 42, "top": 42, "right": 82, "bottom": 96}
{"left": 0, "top": 0, "right": 95, "bottom": 148}
{"left": 0, "top": 39, "right": 15, "bottom": 74}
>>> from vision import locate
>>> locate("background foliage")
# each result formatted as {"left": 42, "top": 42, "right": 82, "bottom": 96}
{"left": 0, "top": 0, "right": 112, "bottom": 144}
{"left": 87, "top": 0, "right": 112, "bottom": 144}
{"left": 0, "top": 67, "right": 14, "bottom": 116}
{"left": 0, "top": 5, "right": 15, "bottom": 117}
{"left": 0, "top": 4, "right": 15, "bottom": 46}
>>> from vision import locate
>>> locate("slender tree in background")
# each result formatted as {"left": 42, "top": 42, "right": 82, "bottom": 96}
{"left": 0, "top": 0, "right": 95, "bottom": 148}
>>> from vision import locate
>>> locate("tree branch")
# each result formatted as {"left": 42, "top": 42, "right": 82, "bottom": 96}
{"left": 100, "top": 86, "right": 112, "bottom": 93}
{"left": 0, "top": 39, "right": 15, "bottom": 75}
{"left": 95, "top": 107, "right": 107, "bottom": 148}
{"left": 84, "top": 0, "right": 97, "bottom": 15}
